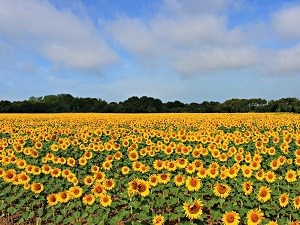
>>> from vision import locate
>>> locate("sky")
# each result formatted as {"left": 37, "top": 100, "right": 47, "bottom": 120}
{"left": 1, "top": 0, "right": 300, "bottom": 103}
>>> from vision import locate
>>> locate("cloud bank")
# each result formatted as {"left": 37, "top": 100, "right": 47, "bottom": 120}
{"left": 0, "top": 0, "right": 119, "bottom": 73}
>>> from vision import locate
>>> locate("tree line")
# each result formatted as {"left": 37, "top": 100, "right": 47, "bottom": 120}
{"left": 0, "top": 94, "right": 299, "bottom": 113}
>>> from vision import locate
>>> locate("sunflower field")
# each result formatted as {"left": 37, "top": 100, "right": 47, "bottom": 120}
{"left": 0, "top": 113, "right": 300, "bottom": 225}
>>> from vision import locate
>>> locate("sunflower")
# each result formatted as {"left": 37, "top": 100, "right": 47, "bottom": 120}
{"left": 83, "top": 176, "right": 94, "bottom": 186}
{"left": 32, "top": 166, "right": 41, "bottom": 175}
{"left": 128, "top": 178, "right": 139, "bottom": 196}
{"left": 90, "top": 165, "right": 99, "bottom": 173}
{"left": 222, "top": 211, "right": 240, "bottom": 225}
{"left": 286, "top": 170, "right": 297, "bottom": 183}
{"left": 158, "top": 173, "right": 171, "bottom": 184}
{"left": 293, "top": 196, "right": 300, "bottom": 210}
{"left": 255, "top": 170, "right": 265, "bottom": 181}
{"left": 78, "top": 157, "right": 87, "bottom": 166}
{"left": 266, "top": 221, "right": 279, "bottom": 225}
{"left": 247, "top": 209, "right": 264, "bottom": 225}
{"left": 18, "top": 172, "right": 30, "bottom": 184}
{"left": 51, "top": 167, "right": 61, "bottom": 178}
{"left": 234, "top": 153, "right": 244, "bottom": 163}
{"left": 82, "top": 194, "right": 95, "bottom": 205}
{"left": 58, "top": 191, "right": 70, "bottom": 203}
{"left": 84, "top": 151, "right": 93, "bottom": 160}
{"left": 25, "top": 165, "right": 34, "bottom": 174}
{"left": 102, "top": 160, "right": 112, "bottom": 171}
{"left": 0, "top": 168, "right": 4, "bottom": 178}
{"left": 47, "top": 193, "right": 58, "bottom": 206}
{"left": 149, "top": 174, "right": 159, "bottom": 187}
{"left": 192, "top": 149, "right": 201, "bottom": 158}
{"left": 41, "top": 164, "right": 52, "bottom": 174}
{"left": 226, "top": 167, "right": 238, "bottom": 178}
{"left": 153, "top": 215, "right": 164, "bottom": 225}
{"left": 197, "top": 167, "right": 207, "bottom": 179}
{"left": 279, "top": 193, "right": 289, "bottom": 207}
{"left": 257, "top": 186, "right": 271, "bottom": 203}
{"left": 121, "top": 166, "right": 130, "bottom": 175}
{"left": 186, "top": 176, "right": 201, "bottom": 192}
{"left": 250, "top": 160, "right": 261, "bottom": 170}
{"left": 103, "top": 178, "right": 115, "bottom": 190}
{"left": 243, "top": 181, "right": 253, "bottom": 195}
{"left": 166, "top": 161, "right": 177, "bottom": 172}
{"left": 213, "top": 183, "right": 231, "bottom": 198}
{"left": 94, "top": 171, "right": 105, "bottom": 183}
{"left": 100, "top": 195, "right": 112, "bottom": 207}
{"left": 270, "top": 160, "right": 279, "bottom": 170}
{"left": 69, "top": 186, "right": 83, "bottom": 198}
{"left": 31, "top": 182, "right": 44, "bottom": 194}
{"left": 174, "top": 174, "right": 185, "bottom": 187}
{"left": 241, "top": 165, "right": 252, "bottom": 178}
{"left": 128, "top": 150, "right": 139, "bottom": 161}
{"left": 24, "top": 183, "right": 30, "bottom": 190}
{"left": 67, "top": 157, "right": 76, "bottom": 167}
{"left": 92, "top": 183, "right": 106, "bottom": 197}
{"left": 183, "top": 199, "right": 204, "bottom": 219}
{"left": 137, "top": 179, "right": 150, "bottom": 197}
{"left": 186, "top": 163, "right": 196, "bottom": 174}
{"left": 265, "top": 171, "right": 276, "bottom": 183}
{"left": 176, "top": 158, "right": 188, "bottom": 168}
{"left": 3, "top": 169, "right": 16, "bottom": 183}
{"left": 16, "top": 159, "right": 27, "bottom": 169}
{"left": 153, "top": 160, "right": 164, "bottom": 171}
{"left": 207, "top": 167, "right": 219, "bottom": 179}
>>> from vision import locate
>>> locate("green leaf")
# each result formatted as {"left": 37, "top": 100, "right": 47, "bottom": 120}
{"left": 142, "top": 205, "right": 150, "bottom": 213}
{"left": 61, "top": 208, "right": 68, "bottom": 216}
{"left": 206, "top": 198, "right": 218, "bottom": 208}
{"left": 88, "top": 204, "right": 98, "bottom": 214}
{"left": 238, "top": 208, "right": 247, "bottom": 217}
{"left": 169, "top": 212, "right": 178, "bottom": 220}
{"left": 28, "top": 211, "right": 35, "bottom": 219}
{"left": 37, "top": 207, "right": 43, "bottom": 217}
{"left": 87, "top": 217, "right": 103, "bottom": 225}
{"left": 211, "top": 210, "right": 222, "bottom": 221}
{"left": 0, "top": 202, "right": 7, "bottom": 210}
{"left": 81, "top": 212, "right": 89, "bottom": 219}
{"left": 63, "top": 216, "right": 74, "bottom": 224}
{"left": 7, "top": 207, "right": 17, "bottom": 215}
{"left": 54, "top": 215, "right": 64, "bottom": 223}
{"left": 130, "top": 201, "right": 139, "bottom": 209}
{"left": 136, "top": 211, "right": 151, "bottom": 221}
{"left": 72, "top": 211, "right": 80, "bottom": 220}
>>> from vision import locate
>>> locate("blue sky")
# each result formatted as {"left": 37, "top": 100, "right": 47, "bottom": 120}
{"left": 1, "top": 0, "right": 300, "bottom": 103}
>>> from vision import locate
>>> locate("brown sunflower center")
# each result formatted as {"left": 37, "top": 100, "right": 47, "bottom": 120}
{"left": 176, "top": 177, "right": 183, "bottom": 182}
{"left": 260, "top": 190, "right": 267, "bottom": 197}
{"left": 188, "top": 203, "right": 201, "bottom": 214}
{"left": 161, "top": 174, "right": 167, "bottom": 180}
{"left": 251, "top": 213, "right": 259, "bottom": 222}
{"left": 138, "top": 183, "right": 146, "bottom": 192}
{"left": 217, "top": 184, "right": 227, "bottom": 194}
{"left": 226, "top": 214, "right": 234, "bottom": 222}
{"left": 189, "top": 178, "right": 198, "bottom": 187}
{"left": 34, "top": 184, "right": 41, "bottom": 190}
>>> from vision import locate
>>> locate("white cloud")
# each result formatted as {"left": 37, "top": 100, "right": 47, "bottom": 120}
{"left": 272, "top": 5, "right": 300, "bottom": 40}
{"left": 272, "top": 44, "right": 300, "bottom": 74}
{"left": 105, "top": 0, "right": 257, "bottom": 76}
{"left": 171, "top": 47, "right": 260, "bottom": 75}
{"left": 0, "top": 0, "right": 119, "bottom": 72}
{"left": 106, "top": 17, "right": 158, "bottom": 57}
